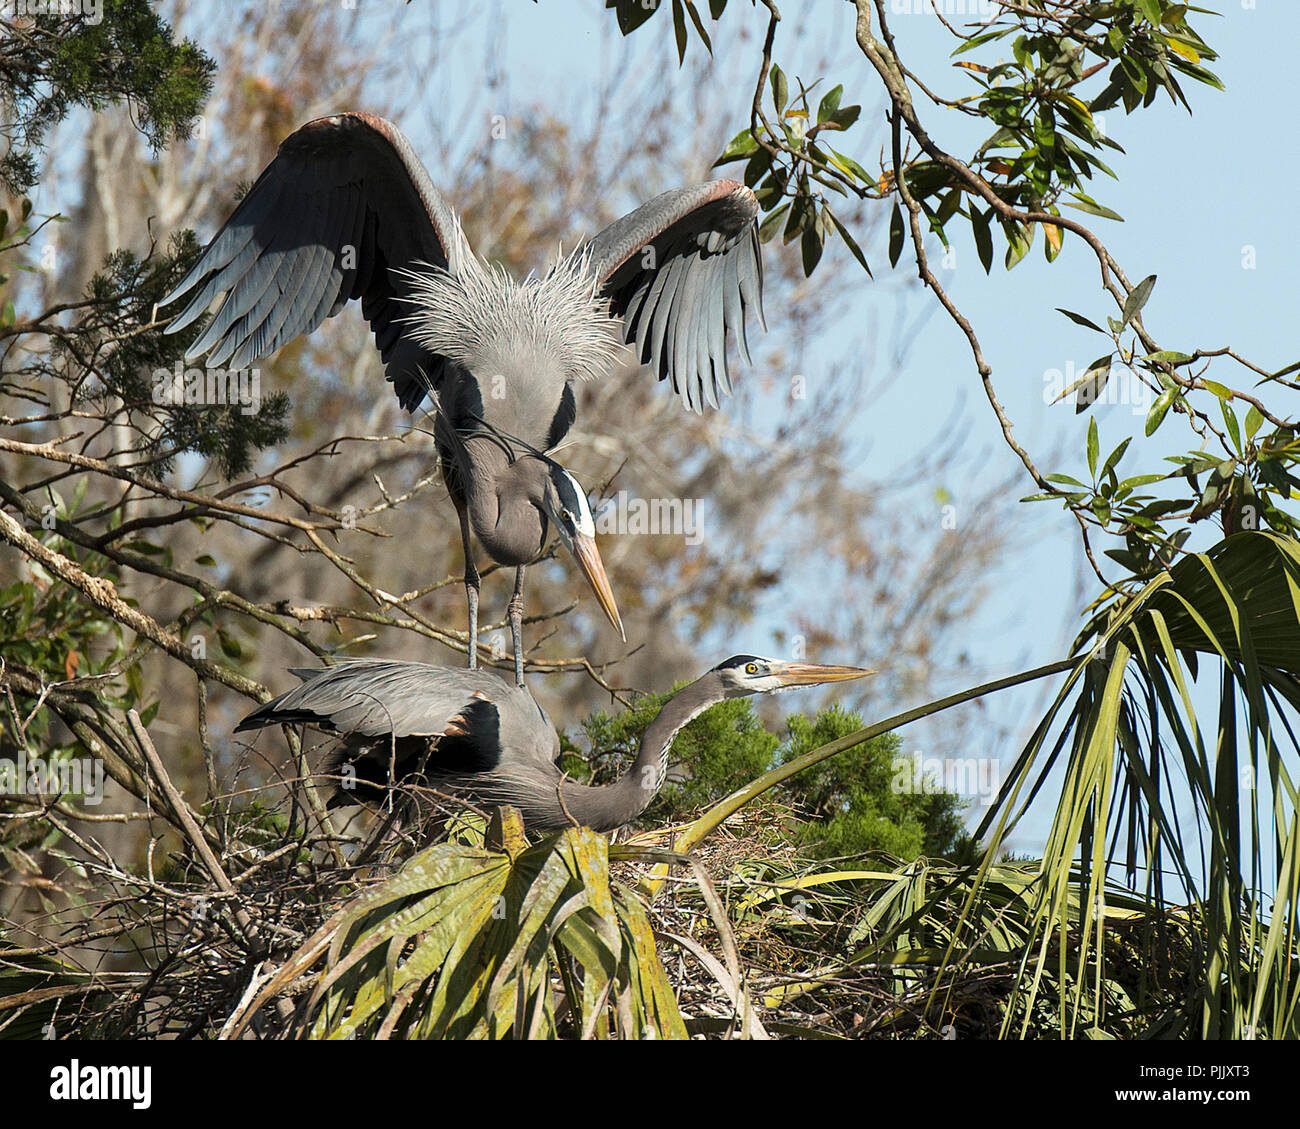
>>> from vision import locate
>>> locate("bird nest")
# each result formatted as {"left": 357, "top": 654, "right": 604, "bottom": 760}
{"left": 3, "top": 764, "right": 1026, "bottom": 1040}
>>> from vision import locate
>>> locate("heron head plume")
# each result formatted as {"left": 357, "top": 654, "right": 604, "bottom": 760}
{"left": 401, "top": 253, "right": 623, "bottom": 386}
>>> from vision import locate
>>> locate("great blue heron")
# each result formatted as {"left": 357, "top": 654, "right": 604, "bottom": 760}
{"left": 234, "top": 655, "right": 871, "bottom": 832}
{"left": 161, "top": 112, "right": 765, "bottom": 685}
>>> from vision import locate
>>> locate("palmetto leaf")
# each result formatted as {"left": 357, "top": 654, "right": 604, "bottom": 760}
{"left": 226, "top": 809, "right": 686, "bottom": 1040}
{"left": 972, "top": 531, "right": 1300, "bottom": 1038}
{"left": 653, "top": 531, "right": 1300, "bottom": 1038}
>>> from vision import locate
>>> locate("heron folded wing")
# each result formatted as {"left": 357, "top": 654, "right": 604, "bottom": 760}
{"left": 583, "top": 180, "right": 766, "bottom": 414}
{"left": 234, "top": 660, "right": 517, "bottom": 744}
{"left": 160, "top": 112, "right": 474, "bottom": 412}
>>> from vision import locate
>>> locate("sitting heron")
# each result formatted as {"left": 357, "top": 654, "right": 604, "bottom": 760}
{"left": 235, "top": 655, "right": 871, "bottom": 832}
{"left": 161, "top": 112, "right": 765, "bottom": 685}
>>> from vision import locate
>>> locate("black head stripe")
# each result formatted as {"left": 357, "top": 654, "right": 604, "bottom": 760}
{"left": 714, "top": 654, "right": 765, "bottom": 671}
{"left": 549, "top": 465, "right": 584, "bottom": 514}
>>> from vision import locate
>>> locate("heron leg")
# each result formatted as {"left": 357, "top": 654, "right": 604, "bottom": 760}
{"left": 457, "top": 504, "right": 480, "bottom": 670}
{"left": 507, "top": 565, "right": 527, "bottom": 687}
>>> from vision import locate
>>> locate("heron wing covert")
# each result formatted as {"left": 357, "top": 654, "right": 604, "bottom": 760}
{"left": 235, "top": 660, "right": 560, "bottom": 767}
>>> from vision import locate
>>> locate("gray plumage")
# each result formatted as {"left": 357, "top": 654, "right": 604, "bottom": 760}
{"left": 235, "top": 655, "right": 872, "bottom": 833}
{"left": 159, "top": 113, "right": 766, "bottom": 684}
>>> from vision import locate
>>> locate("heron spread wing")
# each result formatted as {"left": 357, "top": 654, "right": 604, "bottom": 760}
{"left": 159, "top": 112, "right": 471, "bottom": 412}
{"left": 583, "top": 180, "right": 766, "bottom": 413}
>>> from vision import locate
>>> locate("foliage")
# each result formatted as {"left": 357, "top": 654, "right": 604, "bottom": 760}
{"left": 981, "top": 530, "right": 1300, "bottom": 1037}
{"left": 0, "top": 940, "right": 101, "bottom": 1040}
{"left": 202, "top": 811, "right": 689, "bottom": 1040}
{"left": 0, "top": 0, "right": 214, "bottom": 193}
{"left": 81, "top": 237, "right": 292, "bottom": 478}
{"left": 693, "top": 849, "right": 1238, "bottom": 1039}
{"left": 615, "top": 0, "right": 1296, "bottom": 609}
{"left": 704, "top": 0, "right": 1220, "bottom": 275}
{"left": 568, "top": 693, "right": 969, "bottom": 860}
{"left": 779, "top": 705, "right": 970, "bottom": 861}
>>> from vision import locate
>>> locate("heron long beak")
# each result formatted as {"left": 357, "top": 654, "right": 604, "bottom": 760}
{"left": 769, "top": 661, "right": 876, "bottom": 687}
{"left": 570, "top": 533, "right": 625, "bottom": 641}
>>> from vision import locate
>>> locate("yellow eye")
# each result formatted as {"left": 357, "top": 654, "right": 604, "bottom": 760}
{"left": 745, "top": 662, "right": 758, "bottom": 675}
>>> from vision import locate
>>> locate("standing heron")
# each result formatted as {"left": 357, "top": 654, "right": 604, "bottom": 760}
{"left": 234, "top": 655, "right": 872, "bottom": 833}
{"left": 160, "top": 112, "right": 765, "bottom": 684}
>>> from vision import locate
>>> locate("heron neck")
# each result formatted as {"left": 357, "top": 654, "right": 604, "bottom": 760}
{"left": 461, "top": 440, "right": 547, "bottom": 565}
{"left": 559, "top": 674, "right": 725, "bottom": 832}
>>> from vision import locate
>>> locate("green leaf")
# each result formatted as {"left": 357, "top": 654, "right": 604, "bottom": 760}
{"left": 1245, "top": 404, "right": 1264, "bottom": 441}
{"left": 770, "top": 64, "right": 788, "bottom": 115}
{"left": 952, "top": 28, "right": 1011, "bottom": 56}
{"left": 1145, "top": 388, "right": 1175, "bottom": 436}
{"left": 1072, "top": 354, "right": 1114, "bottom": 414}
{"left": 757, "top": 202, "right": 790, "bottom": 242}
{"left": 971, "top": 207, "right": 993, "bottom": 274}
{"left": 1104, "top": 548, "right": 1144, "bottom": 572}
{"left": 610, "top": 0, "right": 662, "bottom": 35}
{"left": 1101, "top": 437, "right": 1132, "bottom": 480}
{"left": 1087, "top": 418, "right": 1099, "bottom": 478}
{"left": 1062, "top": 194, "right": 1124, "bottom": 222}
{"left": 1003, "top": 221, "right": 1032, "bottom": 270}
{"left": 681, "top": 0, "right": 712, "bottom": 54}
{"left": 817, "top": 84, "right": 843, "bottom": 124}
{"left": 671, "top": 0, "right": 688, "bottom": 62}
{"left": 828, "top": 104, "right": 861, "bottom": 131}
{"left": 124, "top": 539, "right": 165, "bottom": 556}
{"left": 801, "top": 220, "right": 823, "bottom": 277}
{"left": 827, "top": 147, "right": 871, "bottom": 184}
{"left": 217, "top": 627, "right": 242, "bottom": 659}
{"left": 1118, "top": 472, "right": 1169, "bottom": 491}
{"left": 1120, "top": 275, "right": 1157, "bottom": 330}
{"left": 742, "top": 148, "right": 772, "bottom": 187}
{"left": 783, "top": 192, "right": 811, "bottom": 243}
{"left": 824, "top": 205, "right": 871, "bottom": 276}
{"left": 888, "top": 202, "right": 905, "bottom": 268}
{"left": 714, "top": 128, "right": 758, "bottom": 165}
{"left": 1221, "top": 400, "right": 1242, "bottom": 453}
{"left": 1057, "top": 308, "right": 1105, "bottom": 334}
